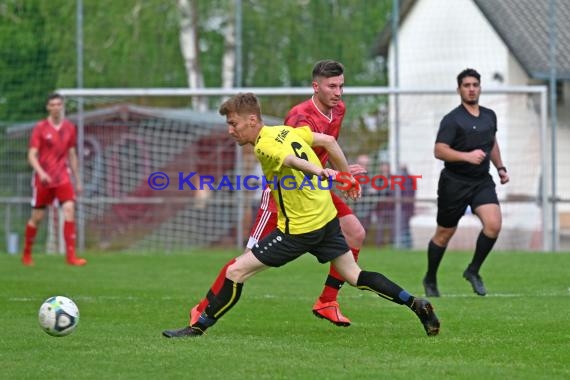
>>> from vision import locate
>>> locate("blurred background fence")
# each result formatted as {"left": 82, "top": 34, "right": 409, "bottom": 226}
{"left": 2, "top": 88, "right": 550, "bottom": 253}
{"left": 1, "top": 0, "right": 568, "bottom": 253}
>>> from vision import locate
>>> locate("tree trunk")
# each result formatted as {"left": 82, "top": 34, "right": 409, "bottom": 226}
{"left": 221, "top": 1, "right": 236, "bottom": 89}
{"left": 178, "top": 0, "right": 207, "bottom": 111}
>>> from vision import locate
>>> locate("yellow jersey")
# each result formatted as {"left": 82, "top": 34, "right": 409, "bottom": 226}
{"left": 254, "top": 125, "right": 336, "bottom": 234}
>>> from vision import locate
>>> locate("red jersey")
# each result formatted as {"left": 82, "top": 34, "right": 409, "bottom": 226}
{"left": 254, "top": 97, "right": 345, "bottom": 213}
{"left": 29, "top": 119, "right": 76, "bottom": 187}
{"left": 284, "top": 97, "right": 345, "bottom": 167}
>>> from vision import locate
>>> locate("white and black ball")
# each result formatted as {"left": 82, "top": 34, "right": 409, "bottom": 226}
{"left": 38, "top": 296, "right": 80, "bottom": 337}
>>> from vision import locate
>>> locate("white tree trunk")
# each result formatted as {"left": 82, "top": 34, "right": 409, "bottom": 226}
{"left": 221, "top": 2, "right": 236, "bottom": 89}
{"left": 178, "top": 0, "right": 207, "bottom": 111}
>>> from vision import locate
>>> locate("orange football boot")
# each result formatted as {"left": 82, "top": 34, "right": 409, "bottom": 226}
{"left": 312, "top": 300, "right": 351, "bottom": 327}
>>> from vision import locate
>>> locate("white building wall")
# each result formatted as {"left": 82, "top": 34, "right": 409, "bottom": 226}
{"left": 388, "top": 0, "right": 517, "bottom": 199}
{"left": 385, "top": 0, "right": 544, "bottom": 250}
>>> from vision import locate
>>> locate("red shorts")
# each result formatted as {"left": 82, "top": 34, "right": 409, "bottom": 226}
{"left": 32, "top": 181, "right": 75, "bottom": 208}
{"left": 246, "top": 191, "right": 354, "bottom": 248}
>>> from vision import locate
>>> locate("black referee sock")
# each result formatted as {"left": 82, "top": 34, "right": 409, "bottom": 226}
{"left": 467, "top": 231, "right": 497, "bottom": 274}
{"left": 356, "top": 271, "right": 414, "bottom": 307}
{"left": 425, "top": 240, "right": 446, "bottom": 282}
{"left": 195, "top": 278, "right": 243, "bottom": 331}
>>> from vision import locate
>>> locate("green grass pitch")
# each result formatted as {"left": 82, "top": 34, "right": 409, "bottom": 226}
{"left": 1, "top": 248, "right": 569, "bottom": 379}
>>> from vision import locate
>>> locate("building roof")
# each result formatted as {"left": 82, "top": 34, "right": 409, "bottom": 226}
{"left": 6, "top": 104, "right": 282, "bottom": 136}
{"left": 374, "top": 0, "right": 570, "bottom": 80}
{"left": 5, "top": 104, "right": 225, "bottom": 136}
{"left": 475, "top": 0, "right": 570, "bottom": 80}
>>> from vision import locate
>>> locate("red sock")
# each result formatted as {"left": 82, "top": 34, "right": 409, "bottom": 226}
{"left": 195, "top": 258, "right": 237, "bottom": 314}
{"left": 23, "top": 224, "right": 37, "bottom": 259}
{"left": 351, "top": 248, "right": 360, "bottom": 262}
{"left": 63, "top": 221, "right": 77, "bottom": 260}
{"left": 319, "top": 248, "right": 360, "bottom": 303}
{"left": 319, "top": 284, "right": 340, "bottom": 303}
{"left": 319, "top": 263, "right": 345, "bottom": 303}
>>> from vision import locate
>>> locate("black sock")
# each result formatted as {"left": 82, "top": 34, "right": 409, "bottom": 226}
{"left": 357, "top": 271, "right": 415, "bottom": 307}
{"left": 425, "top": 240, "right": 446, "bottom": 283}
{"left": 325, "top": 275, "right": 344, "bottom": 290}
{"left": 193, "top": 278, "right": 243, "bottom": 331}
{"left": 467, "top": 231, "right": 497, "bottom": 273}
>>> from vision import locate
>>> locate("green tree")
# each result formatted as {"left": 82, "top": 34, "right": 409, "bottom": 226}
{"left": 0, "top": 0, "right": 56, "bottom": 123}
{"left": 240, "top": 0, "right": 390, "bottom": 120}
{"left": 1, "top": 0, "right": 392, "bottom": 123}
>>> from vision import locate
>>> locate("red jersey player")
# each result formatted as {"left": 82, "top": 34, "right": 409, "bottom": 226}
{"left": 22, "top": 93, "right": 87, "bottom": 266}
{"left": 188, "top": 61, "right": 366, "bottom": 327}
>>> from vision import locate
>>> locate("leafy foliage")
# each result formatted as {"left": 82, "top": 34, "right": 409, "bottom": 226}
{"left": 1, "top": 0, "right": 391, "bottom": 123}
{"left": 0, "top": 0, "right": 56, "bottom": 122}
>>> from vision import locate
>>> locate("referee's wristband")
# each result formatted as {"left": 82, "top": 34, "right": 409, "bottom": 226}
{"left": 497, "top": 166, "right": 507, "bottom": 173}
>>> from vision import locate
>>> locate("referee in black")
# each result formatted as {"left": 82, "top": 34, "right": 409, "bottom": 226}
{"left": 423, "top": 68, "right": 509, "bottom": 297}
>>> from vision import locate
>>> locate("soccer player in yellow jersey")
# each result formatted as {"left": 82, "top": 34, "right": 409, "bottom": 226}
{"left": 163, "top": 93, "right": 440, "bottom": 338}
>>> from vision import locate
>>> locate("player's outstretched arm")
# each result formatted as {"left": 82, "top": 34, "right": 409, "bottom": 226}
{"left": 282, "top": 154, "right": 325, "bottom": 177}
{"left": 311, "top": 133, "right": 350, "bottom": 173}
{"left": 311, "top": 133, "right": 361, "bottom": 200}
{"left": 281, "top": 155, "right": 359, "bottom": 200}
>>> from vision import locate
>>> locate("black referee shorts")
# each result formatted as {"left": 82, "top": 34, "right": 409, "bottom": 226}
{"left": 437, "top": 169, "right": 499, "bottom": 228}
{"left": 251, "top": 218, "right": 350, "bottom": 267}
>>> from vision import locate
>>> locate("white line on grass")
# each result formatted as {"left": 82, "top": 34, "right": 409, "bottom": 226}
{"left": 7, "top": 289, "right": 569, "bottom": 303}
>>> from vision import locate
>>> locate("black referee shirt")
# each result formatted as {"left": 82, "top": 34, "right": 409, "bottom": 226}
{"left": 436, "top": 104, "right": 497, "bottom": 179}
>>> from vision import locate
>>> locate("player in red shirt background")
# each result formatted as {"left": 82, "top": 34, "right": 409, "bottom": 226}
{"left": 189, "top": 61, "right": 366, "bottom": 326}
{"left": 22, "top": 93, "right": 87, "bottom": 266}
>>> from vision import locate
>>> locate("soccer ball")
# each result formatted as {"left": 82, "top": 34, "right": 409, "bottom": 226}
{"left": 38, "top": 296, "right": 80, "bottom": 337}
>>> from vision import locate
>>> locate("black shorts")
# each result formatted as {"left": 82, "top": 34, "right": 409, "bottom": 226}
{"left": 436, "top": 169, "right": 499, "bottom": 228}
{"left": 251, "top": 218, "right": 350, "bottom": 267}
